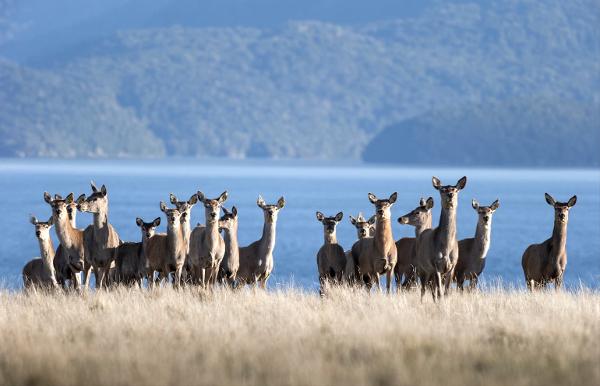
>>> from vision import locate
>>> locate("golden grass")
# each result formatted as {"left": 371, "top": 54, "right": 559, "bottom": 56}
{"left": 0, "top": 286, "right": 598, "bottom": 386}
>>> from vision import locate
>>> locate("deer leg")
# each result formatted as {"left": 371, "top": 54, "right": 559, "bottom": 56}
{"left": 419, "top": 272, "right": 428, "bottom": 302}
{"left": 469, "top": 275, "right": 478, "bottom": 292}
{"left": 385, "top": 270, "right": 393, "bottom": 294}
{"left": 434, "top": 272, "right": 443, "bottom": 301}
{"left": 174, "top": 266, "right": 183, "bottom": 289}
{"left": 555, "top": 275, "right": 563, "bottom": 291}
{"left": 373, "top": 272, "right": 381, "bottom": 292}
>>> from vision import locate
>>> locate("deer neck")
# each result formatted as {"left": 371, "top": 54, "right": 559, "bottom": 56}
{"left": 223, "top": 225, "right": 239, "bottom": 252}
{"left": 414, "top": 215, "right": 432, "bottom": 238}
{"left": 167, "top": 223, "right": 184, "bottom": 248}
{"left": 205, "top": 220, "right": 220, "bottom": 244}
{"left": 324, "top": 231, "right": 337, "bottom": 245}
{"left": 375, "top": 217, "right": 393, "bottom": 254}
{"left": 38, "top": 237, "right": 55, "bottom": 266}
{"left": 473, "top": 221, "right": 492, "bottom": 260}
{"left": 55, "top": 215, "right": 79, "bottom": 249}
{"left": 260, "top": 220, "right": 277, "bottom": 255}
{"left": 438, "top": 206, "right": 457, "bottom": 249}
{"left": 93, "top": 209, "right": 109, "bottom": 231}
{"left": 69, "top": 212, "right": 77, "bottom": 228}
{"left": 551, "top": 220, "right": 568, "bottom": 260}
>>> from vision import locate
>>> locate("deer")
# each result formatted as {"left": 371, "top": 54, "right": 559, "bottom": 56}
{"left": 395, "top": 197, "right": 434, "bottom": 291}
{"left": 315, "top": 211, "right": 346, "bottom": 295}
{"left": 115, "top": 217, "right": 161, "bottom": 287}
{"left": 354, "top": 192, "right": 398, "bottom": 293}
{"left": 415, "top": 176, "right": 467, "bottom": 301}
{"left": 345, "top": 213, "right": 376, "bottom": 284}
{"left": 169, "top": 193, "right": 198, "bottom": 282}
{"left": 189, "top": 191, "right": 228, "bottom": 289}
{"left": 51, "top": 194, "right": 81, "bottom": 289}
{"left": 217, "top": 206, "right": 240, "bottom": 287}
{"left": 44, "top": 192, "right": 86, "bottom": 290}
{"left": 454, "top": 199, "right": 499, "bottom": 291}
{"left": 237, "top": 195, "right": 285, "bottom": 289}
{"left": 76, "top": 182, "right": 121, "bottom": 289}
{"left": 23, "top": 216, "right": 58, "bottom": 289}
{"left": 522, "top": 193, "right": 576, "bottom": 291}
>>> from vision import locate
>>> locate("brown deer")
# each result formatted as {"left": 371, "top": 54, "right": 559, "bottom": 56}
{"left": 157, "top": 201, "right": 188, "bottom": 288}
{"left": 237, "top": 195, "right": 285, "bottom": 289}
{"left": 115, "top": 217, "right": 161, "bottom": 287}
{"left": 217, "top": 206, "right": 240, "bottom": 287}
{"left": 454, "top": 199, "right": 499, "bottom": 291}
{"left": 415, "top": 176, "right": 467, "bottom": 301}
{"left": 169, "top": 193, "right": 198, "bottom": 282}
{"left": 76, "top": 182, "right": 121, "bottom": 288}
{"left": 44, "top": 192, "right": 86, "bottom": 290}
{"left": 51, "top": 194, "right": 80, "bottom": 289}
{"left": 23, "top": 216, "right": 58, "bottom": 289}
{"left": 189, "top": 191, "right": 228, "bottom": 289}
{"left": 354, "top": 192, "right": 398, "bottom": 293}
{"left": 522, "top": 193, "right": 576, "bottom": 290}
{"left": 345, "top": 213, "right": 376, "bottom": 284}
{"left": 316, "top": 211, "right": 346, "bottom": 295}
{"left": 395, "top": 197, "right": 434, "bottom": 291}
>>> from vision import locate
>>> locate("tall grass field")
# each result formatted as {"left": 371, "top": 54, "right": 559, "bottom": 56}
{"left": 0, "top": 286, "right": 598, "bottom": 386}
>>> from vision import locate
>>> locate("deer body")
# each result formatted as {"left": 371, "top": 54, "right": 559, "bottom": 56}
{"left": 316, "top": 212, "right": 346, "bottom": 295}
{"left": 355, "top": 192, "right": 398, "bottom": 293}
{"left": 395, "top": 197, "right": 434, "bottom": 291}
{"left": 237, "top": 196, "right": 285, "bottom": 289}
{"left": 77, "top": 183, "right": 121, "bottom": 288}
{"left": 169, "top": 193, "right": 198, "bottom": 282}
{"left": 23, "top": 216, "right": 58, "bottom": 289}
{"left": 522, "top": 194, "right": 576, "bottom": 290}
{"left": 52, "top": 200, "right": 80, "bottom": 289}
{"left": 218, "top": 207, "right": 240, "bottom": 287}
{"left": 115, "top": 218, "right": 160, "bottom": 287}
{"left": 44, "top": 192, "right": 86, "bottom": 290}
{"left": 189, "top": 191, "right": 227, "bottom": 288}
{"left": 345, "top": 213, "right": 376, "bottom": 284}
{"left": 455, "top": 200, "right": 499, "bottom": 290}
{"left": 416, "top": 177, "right": 466, "bottom": 301}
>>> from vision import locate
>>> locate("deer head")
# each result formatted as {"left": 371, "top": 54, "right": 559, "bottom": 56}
{"left": 30, "top": 215, "right": 54, "bottom": 241}
{"left": 169, "top": 193, "right": 198, "bottom": 224}
{"left": 368, "top": 192, "right": 397, "bottom": 220}
{"left": 545, "top": 193, "right": 576, "bottom": 224}
{"left": 44, "top": 192, "right": 75, "bottom": 224}
{"left": 398, "top": 197, "right": 434, "bottom": 226}
{"left": 316, "top": 211, "right": 343, "bottom": 236}
{"left": 349, "top": 212, "right": 376, "bottom": 239}
{"left": 160, "top": 201, "right": 185, "bottom": 229}
{"left": 219, "top": 206, "right": 239, "bottom": 232}
{"left": 76, "top": 181, "right": 108, "bottom": 214}
{"left": 432, "top": 176, "right": 467, "bottom": 210}
{"left": 257, "top": 195, "right": 285, "bottom": 224}
{"left": 472, "top": 199, "right": 500, "bottom": 227}
{"left": 136, "top": 217, "right": 161, "bottom": 240}
{"left": 196, "top": 191, "right": 228, "bottom": 224}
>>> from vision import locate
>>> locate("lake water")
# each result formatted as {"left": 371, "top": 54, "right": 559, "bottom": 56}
{"left": 0, "top": 159, "right": 598, "bottom": 290}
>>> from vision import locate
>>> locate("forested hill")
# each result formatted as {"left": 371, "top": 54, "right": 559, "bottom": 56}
{"left": 363, "top": 99, "right": 600, "bottom": 167}
{"left": 0, "top": 0, "right": 598, "bottom": 164}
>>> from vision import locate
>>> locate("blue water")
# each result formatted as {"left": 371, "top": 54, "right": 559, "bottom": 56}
{"left": 1, "top": 159, "right": 598, "bottom": 289}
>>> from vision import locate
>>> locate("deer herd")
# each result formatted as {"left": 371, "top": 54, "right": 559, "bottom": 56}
{"left": 24, "top": 177, "right": 577, "bottom": 300}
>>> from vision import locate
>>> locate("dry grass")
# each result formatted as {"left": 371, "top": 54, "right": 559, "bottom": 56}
{"left": 0, "top": 285, "right": 598, "bottom": 386}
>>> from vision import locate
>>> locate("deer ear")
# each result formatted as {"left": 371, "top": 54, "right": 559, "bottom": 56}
{"left": 218, "top": 191, "right": 228, "bottom": 204}
{"left": 43, "top": 192, "right": 52, "bottom": 204}
{"left": 153, "top": 217, "right": 161, "bottom": 227}
{"left": 335, "top": 212, "right": 344, "bottom": 222}
{"left": 169, "top": 193, "right": 178, "bottom": 204}
{"left": 368, "top": 193, "right": 377, "bottom": 204}
{"left": 419, "top": 197, "right": 426, "bottom": 207}
{"left": 90, "top": 181, "right": 98, "bottom": 192}
{"left": 368, "top": 215, "right": 376, "bottom": 225}
{"left": 349, "top": 216, "right": 357, "bottom": 225}
{"left": 257, "top": 195, "right": 266, "bottom": 208}
{"left": 277, "top": 196, "right": 286, "bottom": 209}
{"left": 188, "top": 194, "right": 198, "bottom": 205}
{"left": 472, "top": 199, "right": 479, "bottom": 210}
{"left": 222, "top": 207, "right": 231, "bottom": 215}
{"left": 232, "top": 206, "right": 238, "bottom": 216}
{"left": 197, "top": 192, "right": 205, "bottom": 203}
{"left": 47, "top": 216, "right": 54, "bottom": 226}
{"left": 54, "top": 194, "right": 62, "bottom": 200}
{"left": 160, "top": 202, "right": 167, "bottom": 213}
{"left": 432, "top": 177, "right": 442, "bottom": 190}
{"left": 136, "top": 218, "right": 143, "bottom": 227}
{"left": 389, "top": 192, "right": 398, "bottom": 204}
{"left": 76, "top": 194, "right": 86, "bottom": 204}
{"left": 490, "top": 199, "right": 500, "bottom": 211}
{"left": 100, "top": 185, "right": 107, "bottom": 196}
{"left": 30, "top": 215, "right": 38, "bottom": 225}
{"left": 545, "top": 193, "right": 556, "bottom": 206}
{"left": 65, "top": 193, "right": 74, "bottom": 204}
{"left": 316, "top": 211, "right": 325, "bottom": 222}
{"left": 567, "top": 195, "right": 577, "bottom": 208}
{"left": 426, "top": 197, "right": 434, "bottom": 210}
{"left": 456, "top": 176, "right": 467, "bottom": 190}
